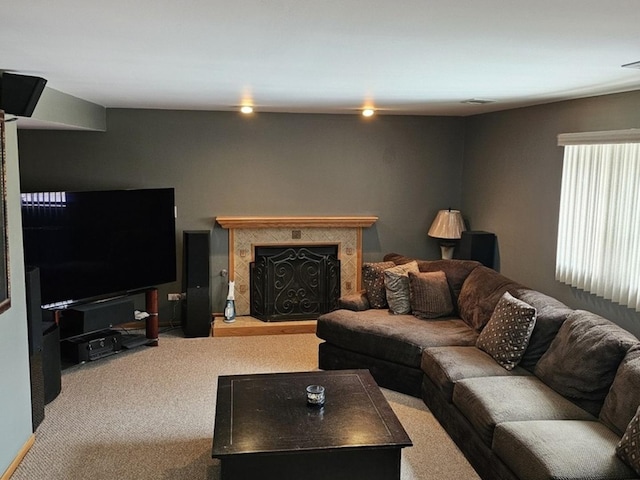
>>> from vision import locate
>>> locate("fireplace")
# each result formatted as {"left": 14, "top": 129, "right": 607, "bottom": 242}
{"left": 216, "top": 216, "right": 378, "bottom": 318}
{"left": 250, "top": 245, "right": 340, "bottom": 321}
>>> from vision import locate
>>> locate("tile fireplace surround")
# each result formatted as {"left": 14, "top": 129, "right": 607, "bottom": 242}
{"left": 216, "top": 216, "right": 378, "bottom": 317}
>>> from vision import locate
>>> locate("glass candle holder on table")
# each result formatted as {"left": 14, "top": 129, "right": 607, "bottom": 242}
{"left": 306, "top": 384, "right": 325, "bottom": 407}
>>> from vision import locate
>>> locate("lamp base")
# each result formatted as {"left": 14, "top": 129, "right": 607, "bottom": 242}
{"left": 440, "top": 244, "right": 455, "bottom": 260}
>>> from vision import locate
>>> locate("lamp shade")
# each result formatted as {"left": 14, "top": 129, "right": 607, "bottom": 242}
{"left": 428, "top": 210, "right": 466, "bottom": 239}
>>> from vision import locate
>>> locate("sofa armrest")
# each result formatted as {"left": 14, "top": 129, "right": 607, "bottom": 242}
{"left": 338, "top": 291, "right": 370, "bottom": 311}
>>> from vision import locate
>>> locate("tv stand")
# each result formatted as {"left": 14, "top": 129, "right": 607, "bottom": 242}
{"left": 53, "top": 287, "right": 160, "bottom": 345}
{"left": 145, "top": 288, "right": 159, "bottom": 346}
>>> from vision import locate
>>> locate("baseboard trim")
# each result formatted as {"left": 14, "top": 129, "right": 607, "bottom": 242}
{"left": 1, "top": 434, "right": 35, "bottom": 480}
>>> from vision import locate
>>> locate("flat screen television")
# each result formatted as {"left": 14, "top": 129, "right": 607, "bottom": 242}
{"left": 21, "top": 187, "right": 177, "bottom": 307}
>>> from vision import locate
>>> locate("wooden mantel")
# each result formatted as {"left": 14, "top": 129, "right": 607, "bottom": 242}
{"left": 216, "top": 216, "right": 378, "bottom": 229}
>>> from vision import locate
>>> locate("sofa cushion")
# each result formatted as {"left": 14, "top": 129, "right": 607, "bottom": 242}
{"left": 617, "top": 405, "right": 640, "bottom": 475}
{"left": 383, "top": 261, "right": 419, "bottom": 314}
{"left": 515, "top": 288, "right": 573, "bottom": 371}
{"left": 421, "top": 346, "right": 531, "bottom": 401}
{"left": 534, "top": 310, "right": 638, "bottom": 416}
{"left": 316, "top": 308, "right": 477, "bottom": 368}
{"left": 408, "top": 271, "right": 454, "bottom": 319}
{"left": 383, "top": 253, "right": 481, "bottom": 306}
{"left": 476, "top": 292, "right": 537, "bottom": 370}
{"left": 457, "top": 266, "right": 524, "bottom": 331}
{"left": 452, "top": 376, "right": 595, "bottom": 446}
{"left": 493, "top": 420, "right": 637, "bottom": 480}
{"left": 601, "top": 344, "right": 640, "bottom": 436}
{"left": 362, "top": 261, "right": 395, "bottom": 308}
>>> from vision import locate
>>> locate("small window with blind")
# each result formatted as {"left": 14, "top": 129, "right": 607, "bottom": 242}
{"left": 556, "top": 129, "right": 640, "bottom": 312}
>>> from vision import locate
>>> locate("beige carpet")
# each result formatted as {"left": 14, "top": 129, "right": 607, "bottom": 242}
{"left": 12, "top": 331, "right": 479, "bottom": 480}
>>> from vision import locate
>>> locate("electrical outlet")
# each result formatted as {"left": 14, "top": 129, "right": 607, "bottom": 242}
{"left": 168, "top": 293, "right": 182, "bottom": 301}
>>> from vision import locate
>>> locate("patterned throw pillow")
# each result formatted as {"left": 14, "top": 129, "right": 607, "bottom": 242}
{"left": 476, "top": 292, "right": 537, "bottom": 370}
{"left": 409, "top": 271, "right": 454, "bottom": 319}
{"left": 362, "top": 261, "right": 395, "bottom": 309}
{"left": 383, "top": 261, "right": 419, "bottom": 315}
{"left": 617, "top": 405, "right": 640, "bottom": 475}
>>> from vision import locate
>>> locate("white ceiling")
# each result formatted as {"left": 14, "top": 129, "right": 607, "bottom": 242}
{"left": 2, "top": 1, "right": 640, "bottom": 117}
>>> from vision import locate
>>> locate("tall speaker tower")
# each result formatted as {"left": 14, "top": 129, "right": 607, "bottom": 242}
{"left": 181, "top": 230, "right": 212, "bottom": 337}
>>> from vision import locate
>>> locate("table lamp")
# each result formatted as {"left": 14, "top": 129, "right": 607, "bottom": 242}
{"left": 428, "top": 209, "right": 466, "bottom": 259}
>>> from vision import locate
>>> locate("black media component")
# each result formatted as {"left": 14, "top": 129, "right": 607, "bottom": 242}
{"left": 21, "top": 188, "right": 177, "bottom": 307}
{"left": 455, "top": 230, "right": 497, "bottom": 268}
{"left": 182, "top": 230, "right": 211, "bottom": 337}
{"left": 0, "top": 72, "right": 47, "bottom": 117}
{"left": 61, "top": 329, "right": 123, "bottom": 364}
{"left": 59, "top": 297, "right": 134, "bottom": 338}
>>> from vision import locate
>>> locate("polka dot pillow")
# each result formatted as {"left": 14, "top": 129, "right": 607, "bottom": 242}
{"left": 617, "top": 405, "right": 640, "bottom": 475}
{"left": 362, "top": 261, "right": 395, "bottom": 309}
{"left": 476, "top": 291, "right": 537, "bottom": 370}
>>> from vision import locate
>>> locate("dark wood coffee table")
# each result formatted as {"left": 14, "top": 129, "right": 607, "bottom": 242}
{"left": 211, "top": 369, "right": 412, "bottom": 480}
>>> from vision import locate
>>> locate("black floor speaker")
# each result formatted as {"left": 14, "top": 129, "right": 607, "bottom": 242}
{"left": 42, "top": 324, "right": 62, "bottom": 404}
{"left": 26, "top": 267, "right": 62, "bottom": 415}
{"left": 26, "top": 267, "right": 45, "bottom": 430}
{"left": 25, "top": 267, "right": 43, "bottom": 355}
{"left": 182, "top": 230, "right": 211, "bottom": 337}
{"left": 455, "top": 231, "right": 497, "bottom": 268}
{"left": 29, "top": 351, "right": 45, "bottom": 431}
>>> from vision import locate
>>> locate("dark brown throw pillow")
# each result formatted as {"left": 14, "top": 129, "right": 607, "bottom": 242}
{"left": 457, "top": 266, "right": 524, "bottom": 331}
{"left": 515, "top": 289, "right": 572, "bottom": 371}
{"left": 362, "top": 261, "right": 395, "bottom": 309}
{"left": 534, "top": 310, "right": 638, "bottom": 416}
{"left": 408, "top": 271, "right": 454, "bottom": 319}
{"left": 600, "top": 344, "right": 640, "bottom": 436}
{"left": 476, "top": 292, "right": 537, "bottom": 371}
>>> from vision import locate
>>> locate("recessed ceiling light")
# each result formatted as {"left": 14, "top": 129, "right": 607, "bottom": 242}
{"left": 362, "top": 108, "right": 375, "bottom": 117}
{"left": 461, "top": 99, "right": 495, "bottom": 105}
{"left": 240, "top": 105, "right": 254, "bottom": 114}
{"left": 622, "top": 60, "right": 640, "bottom": 70}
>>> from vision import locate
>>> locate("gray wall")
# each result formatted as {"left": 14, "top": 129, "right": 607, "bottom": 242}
{"left": 18, "top": 109, "right": 465, "bottom": 315}
{"left": 462, "top": 90, "right": 640, "bottom": 338}
{"left": 1, "top": 122, "right": 32, "bottom": 474}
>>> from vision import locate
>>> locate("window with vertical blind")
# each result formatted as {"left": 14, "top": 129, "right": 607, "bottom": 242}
{"left": 556, "top": 129, "right": 640, "bottom": 312}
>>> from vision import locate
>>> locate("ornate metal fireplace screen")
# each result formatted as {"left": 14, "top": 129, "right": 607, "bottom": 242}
{"left": 250, "top": 245, "right": 340, "bottom": 322}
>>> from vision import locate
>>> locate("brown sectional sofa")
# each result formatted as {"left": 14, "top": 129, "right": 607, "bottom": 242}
{"left": 316, "top": 253, "right": 640, "bottom": 480}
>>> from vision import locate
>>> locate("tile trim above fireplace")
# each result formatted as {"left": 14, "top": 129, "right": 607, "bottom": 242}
{"left": 216, "top": 216, "right": 378, "bottom": 317}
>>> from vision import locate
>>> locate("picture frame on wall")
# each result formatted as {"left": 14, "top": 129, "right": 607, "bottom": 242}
{"left": 0, "top": 110, "right": 11, "bottom": 314}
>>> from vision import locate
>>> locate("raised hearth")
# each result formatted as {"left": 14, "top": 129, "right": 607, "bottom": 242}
{"left": 216, "top": 216, "right": 377, "bottom": 317}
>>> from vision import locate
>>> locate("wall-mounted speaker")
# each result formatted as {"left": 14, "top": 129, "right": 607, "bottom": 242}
{"left": 182, "top": 230, "right": 211, "bottom": 337}
{"left": 0, "top": 72, "right": 47, "bottom": 117}
{"left": 455, "top": 231, "right": 497, "bottom": 268}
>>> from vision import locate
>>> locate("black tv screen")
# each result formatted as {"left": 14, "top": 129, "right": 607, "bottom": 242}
{"left": 21, "top": 188, "right": 177, "bottom": 306}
